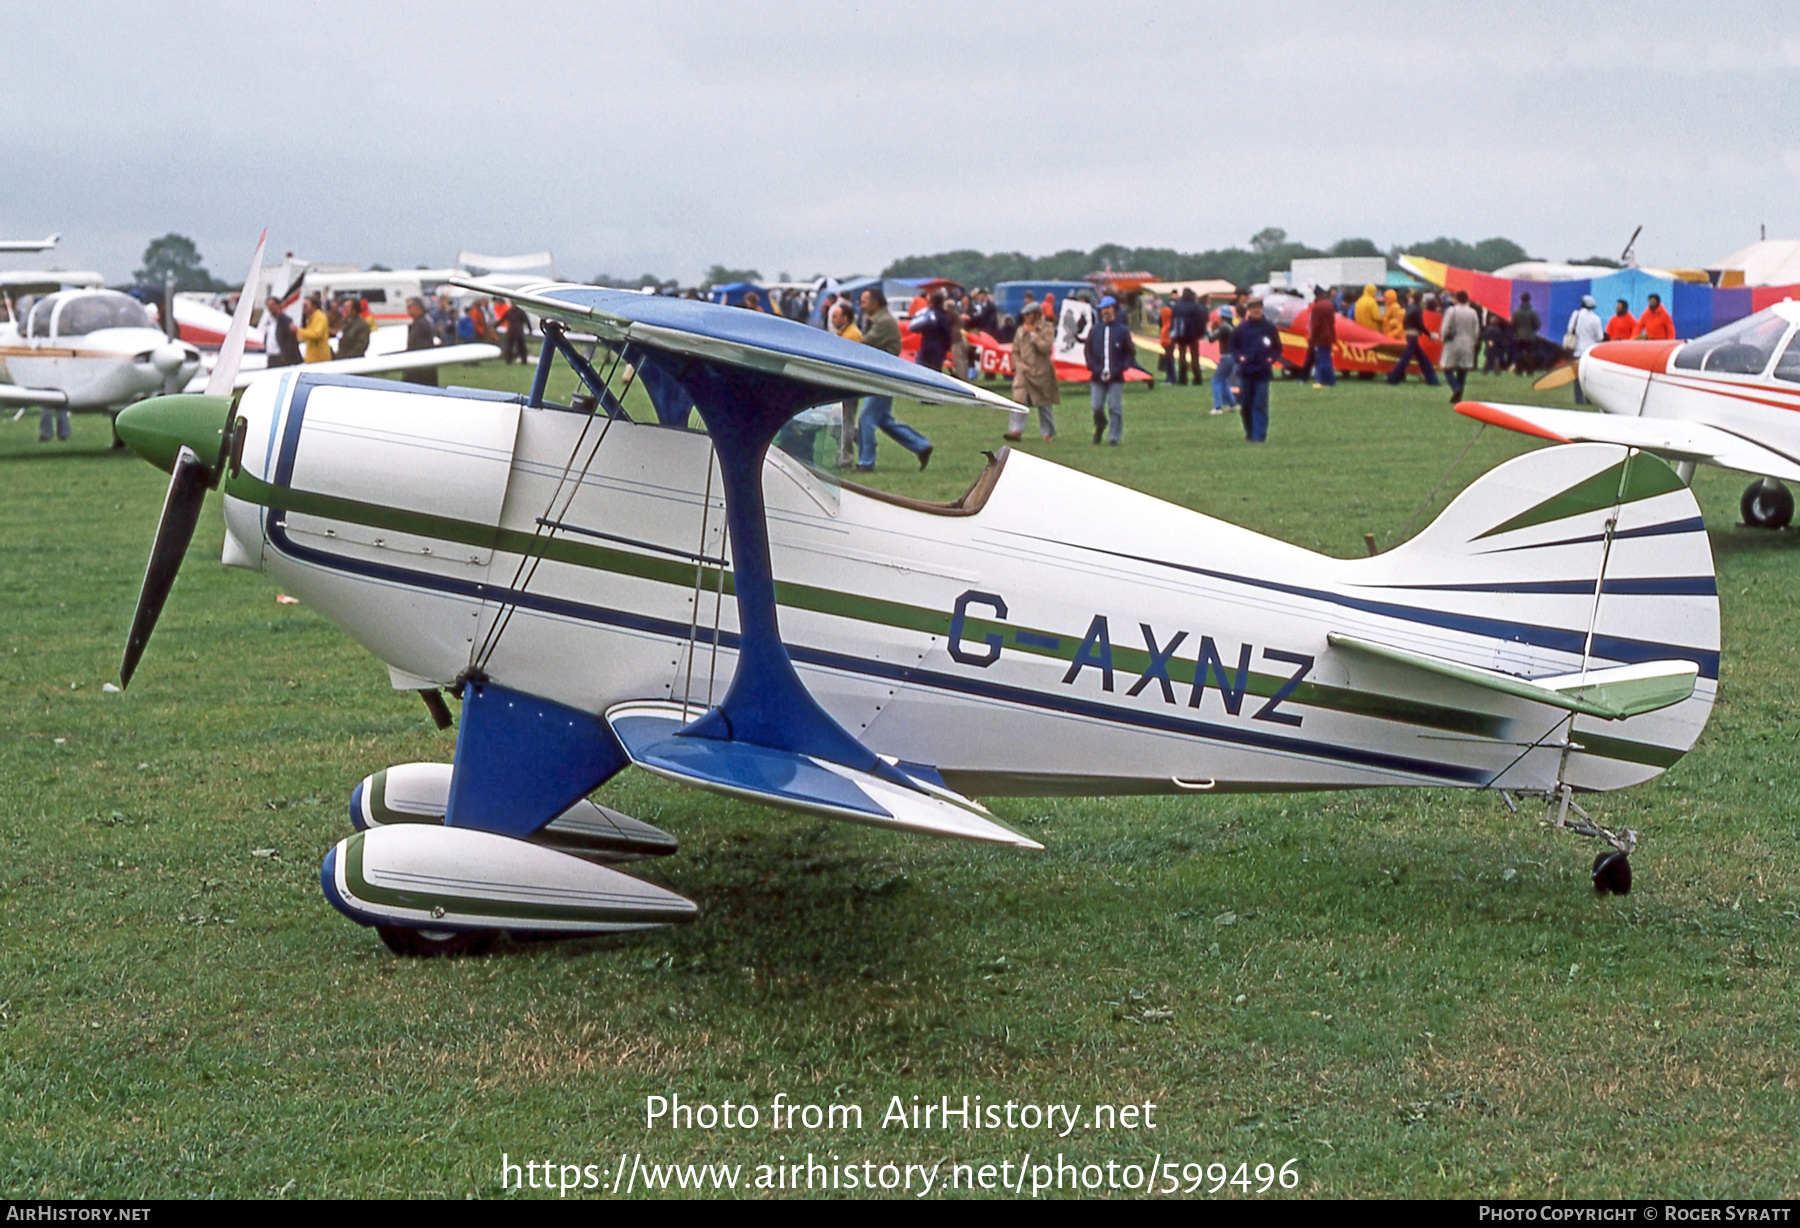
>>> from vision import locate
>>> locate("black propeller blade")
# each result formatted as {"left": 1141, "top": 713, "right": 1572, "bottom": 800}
{"left": 119, "top": 446, "right": 210, "bottom": 689}
{"left": 116, "top": 230, "right": 266, "bottom": 690}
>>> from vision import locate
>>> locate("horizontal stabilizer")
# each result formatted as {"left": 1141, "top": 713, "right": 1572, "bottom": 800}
{"left": 1456, "top": 401, "right": 1800, "bottom": 483}
{"left": 1328, "top": 633, "right": 1697, "bottom": 720}
{"left": 608, "top": 701, "right": 1042, "bottom": 849}
{"left": 352, "top": 763, "right": 676, "bottom": 862}
{"left": 322, "top": 824, "right": 696, "bottom": 934}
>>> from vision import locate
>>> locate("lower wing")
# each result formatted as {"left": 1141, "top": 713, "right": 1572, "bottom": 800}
{"left": 1456, "top": 401, "right": 1800, "bottom": 484}
{"left": 189, "top": 343, "right": 503, "bottom": 391}
{"left": 0, "top": 384, "right": 68, "bottom": 408}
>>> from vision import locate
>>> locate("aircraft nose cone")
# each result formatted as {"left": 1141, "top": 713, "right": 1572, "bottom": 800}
{"left": 150, "top": 343, "right": 187, "bottom": 375}
{"left": 1587, "top": 340, "right": 1681, "bottom": 374}
{"left": 114, "top": 393, "right": 234, "bottom": 475}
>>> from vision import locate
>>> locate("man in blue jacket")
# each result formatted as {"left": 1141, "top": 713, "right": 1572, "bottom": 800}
{"left": 1168, "top": 289, "right": 1204, "bottom": 385}
{"left": 1229, "top": 297, "right": 1283, "bottom": 443}
{"left": 1085, "top": 296, "right": 1140, "bottom": 445}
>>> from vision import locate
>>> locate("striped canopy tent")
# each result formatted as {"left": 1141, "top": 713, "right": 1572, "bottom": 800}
{"left": 1399, "top": 255, "right": 1800, "bottom": 339}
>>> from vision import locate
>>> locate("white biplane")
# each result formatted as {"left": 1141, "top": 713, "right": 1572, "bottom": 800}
{"left": 111, "top": 242, "right": 1722, "bottom": 954}
{"left": 1458, "top": 300, "right": 1800, "bottom": 527}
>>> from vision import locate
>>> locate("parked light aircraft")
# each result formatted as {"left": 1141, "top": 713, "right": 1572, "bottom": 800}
{"left": 0, "top": 233, "right": 60, "bottom": 253}
{"left": 108, "top": 244, "right": 1723, "bottom": 954}
{"left": 1, "top": 235, "right": 500, "bottom": 424}
{"left": 1456, "top": 300, "right": 1800, "bottom": 528}
{"left": 0, "top": 287, "right": 202, "bottom": 414}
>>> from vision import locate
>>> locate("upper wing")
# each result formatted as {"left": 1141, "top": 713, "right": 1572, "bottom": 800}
{"left": 218, "top": 343, "right": 503, "bottom": 390}
{"left": 0, "top": 384, "right": 68, "bottom": 408}
{"left": 450, "top": 277, "right": 1020, "bottom": 412}
{"left": 1456, "top": 400, "right": 1800, "bottom": 483}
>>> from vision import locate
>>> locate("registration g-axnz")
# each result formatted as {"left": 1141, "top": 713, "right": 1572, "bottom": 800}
{"left": 112, "top": 237, "right": 1719, "bottom": 953}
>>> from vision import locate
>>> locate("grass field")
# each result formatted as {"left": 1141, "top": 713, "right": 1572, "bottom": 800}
{"left": 2, "top": 362, "right": 1797, "bottom": 1199}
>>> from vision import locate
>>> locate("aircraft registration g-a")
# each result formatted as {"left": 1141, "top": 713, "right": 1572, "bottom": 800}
{"left": 1456, "top": 300, "right": 1800, "bottom": 528}
{"left": 0, "top": 234, "right": 498, "bottom": 425}
{"left": 111, "top": 248, "right": 1723, "bottom": 954}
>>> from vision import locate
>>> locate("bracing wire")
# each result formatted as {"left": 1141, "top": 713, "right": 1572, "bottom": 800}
{"left": 679, "top": 445, "right": 718, "bottom": 719}
{"left": 471, "top": 340, "right": 630, "bottom": 673}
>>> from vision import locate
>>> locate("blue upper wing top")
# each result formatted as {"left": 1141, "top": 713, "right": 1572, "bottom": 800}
{"left": 451, "top": 278, "right": 1021, "bottom": 412}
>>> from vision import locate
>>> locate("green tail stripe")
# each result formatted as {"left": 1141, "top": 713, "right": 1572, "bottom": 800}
{"left": 1476, "top": 453, "right": 1684, "bottom": 540}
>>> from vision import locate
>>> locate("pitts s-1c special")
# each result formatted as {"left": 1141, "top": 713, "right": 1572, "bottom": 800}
{"left": 114, "top": 240, "right": 1721, "bottom": 954}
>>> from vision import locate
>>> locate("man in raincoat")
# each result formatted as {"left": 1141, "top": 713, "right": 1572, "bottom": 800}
{"left": 1380, "top": 289, "right": 1405, "bottom": 341}
{"left": 1008, "top": 301, "right": 1059, "bottom": 442}
{"left": 1354, "top": 284, "right": 1381, "bottom": 332}
{"left": 297, "top": 296, "right": 332, "bottom": 363}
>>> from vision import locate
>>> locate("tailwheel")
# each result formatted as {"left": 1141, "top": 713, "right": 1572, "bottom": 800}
{"left": 377, "top": 926, "right": 498, "bottom": 958}
{"left": 1740, "top": 478, "right": 1793, "bottom": 529}
{"left": 1592, "top": 850, "right": 1633, "bottom": 896}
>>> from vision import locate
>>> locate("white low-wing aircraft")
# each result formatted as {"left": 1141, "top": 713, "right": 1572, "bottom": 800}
{"left": 0, "top": 232, "right": 60, "bottom": 253}
{"left": 1, "top": 234, "right": 499, "bottom": 425}
{"left": 1457, "top": 300, "right": 1800, "bottom": 527}
{"left": 110, "top": 254, "right": 1722, "bottom": 954}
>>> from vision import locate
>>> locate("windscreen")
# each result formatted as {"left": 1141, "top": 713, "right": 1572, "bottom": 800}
{"left": 1672, "top": 309, "right": 1793, "bottom": 376}
{"left": 1775, "top": 333, "right": 1800, "bottom": 384}
{"left": 55, "top": 292, "right": 153, "bottom": 337}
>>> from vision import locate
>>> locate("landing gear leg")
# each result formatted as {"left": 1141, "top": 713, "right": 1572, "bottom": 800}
{"left": 1545, "top": 784, "right": 1635, "bottom": 895}
{"left": 1504, "top": 785, "right": 1636, "bottom": 895}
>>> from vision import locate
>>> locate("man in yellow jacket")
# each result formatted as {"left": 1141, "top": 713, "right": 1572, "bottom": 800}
{"left": 1380, "top": 289, "right": 1404, "bottom": 341}
{"left": 1354, "top": 284, "right": 1381, "bottom": 332}
{"left": 297, "top": 296, "right": 332, "bottom": 363}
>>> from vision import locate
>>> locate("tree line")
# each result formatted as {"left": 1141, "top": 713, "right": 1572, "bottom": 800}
{"left": 880, "top": 231, "right": 1544, "bottom": 289}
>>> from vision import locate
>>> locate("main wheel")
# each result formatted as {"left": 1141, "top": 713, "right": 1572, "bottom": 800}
{"left": 1741, "top": 479, "right": 1794, "bottom": 529}
{"left": 1592, "top": 850, "right": 1632, "bottom": 896}
{"left": 377, "top": 926, "right": 498, "bottom": 958}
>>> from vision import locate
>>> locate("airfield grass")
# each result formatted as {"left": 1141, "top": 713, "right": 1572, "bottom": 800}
{"left": 2, "top": 363, "right": 1797, "bottom": 1199}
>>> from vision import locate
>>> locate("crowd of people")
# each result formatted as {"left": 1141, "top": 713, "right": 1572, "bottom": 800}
{"left": 256, "top": 291, "right": 533, "bottom": 380}
{"left": 238, "top": 268, "right": 1667, "bottom": 472}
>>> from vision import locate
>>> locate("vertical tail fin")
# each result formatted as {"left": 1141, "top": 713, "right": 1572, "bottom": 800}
{"left": 1352, "top": 443, "right": 1718, "bottom": 790}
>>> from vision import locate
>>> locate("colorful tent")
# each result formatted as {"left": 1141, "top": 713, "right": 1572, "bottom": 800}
{"left": 706, "top": 281, "right": 770, "bottom": 308}
{"left": 1399, "top": 255, "right": 1800, "bottom": 340}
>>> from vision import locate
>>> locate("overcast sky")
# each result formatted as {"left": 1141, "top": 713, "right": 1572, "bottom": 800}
{"left": 4, "top": 1, "right": 1797, "bottom": 285}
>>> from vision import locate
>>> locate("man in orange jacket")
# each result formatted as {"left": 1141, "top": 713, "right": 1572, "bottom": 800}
{"left": 1637, "top": 292, "right": 1675, "bottom": 340}
{"left": 1605, "top": 299, "right": 1638, "bottom": 341}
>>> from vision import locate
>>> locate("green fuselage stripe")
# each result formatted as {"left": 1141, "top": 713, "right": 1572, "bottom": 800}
{"left": 228, "top": 472, "right": 1680, "bottom": 765}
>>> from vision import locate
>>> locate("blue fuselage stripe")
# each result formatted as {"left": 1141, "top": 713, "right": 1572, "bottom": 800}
{"left": 263, "top": 516, "right": 1489, "bottom": 786}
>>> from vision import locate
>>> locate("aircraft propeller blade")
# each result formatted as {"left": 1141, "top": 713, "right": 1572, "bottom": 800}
{"left": 1533, "top": 362, "right": 1580, "bottom": 392}
{"left": 119, "top": 446, "right": 211, "bottom": 689}
{"left": 205, "top": 229, "right": 267, "bottom": 398}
